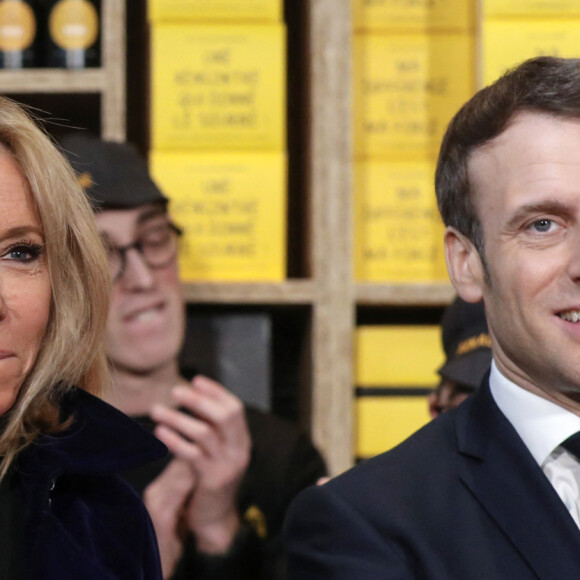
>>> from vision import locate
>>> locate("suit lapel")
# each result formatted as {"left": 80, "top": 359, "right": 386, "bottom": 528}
{"left": 456, "top": 381, "right": 580, "bottom": 579}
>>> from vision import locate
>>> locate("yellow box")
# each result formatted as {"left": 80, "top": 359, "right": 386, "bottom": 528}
{"left": 354, "top": 159, "right": 448, "bottom": 282}
{"left": 150, "top": 151, "right": 287, "bottom": 281}
{"left": 356, "top": 325, "right": 444, "bottom": 386}
{"left": 353, "top": 33, "right": 475, "bottom": 157}
{"left": 149, "top": 0, "right": 282, "bottom": 22}
{"left": 151, "top": 24, "right": 286, "bottom": 151}
{"left": 356, "top": 396, "right": 431, "bottom": 457}
{"left": 353, "top": 0, "right": 475, "bottom": 33}
{"left": 484, "top": 0, "right": 580, "bottom": 18}
{"left": 482, "top": 19, "right": 580, "bottom": 86}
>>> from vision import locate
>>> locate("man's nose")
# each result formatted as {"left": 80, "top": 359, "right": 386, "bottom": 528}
{"left": 119, "top": 248, "right": 155, "bottom": 290}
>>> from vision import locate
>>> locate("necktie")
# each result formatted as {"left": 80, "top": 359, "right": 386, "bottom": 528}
{"left": 552, "top": 433, "right": 580, "bottom": 527}
{"left": 562, "top": 432, "right": 580, "bottom": 460}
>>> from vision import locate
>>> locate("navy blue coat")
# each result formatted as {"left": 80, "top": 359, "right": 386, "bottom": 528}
{"left": 15, "top": 387, "right": 167, "bottom": 579}
{"left": 284, "top": 379, "right": 580, "bottom": 579}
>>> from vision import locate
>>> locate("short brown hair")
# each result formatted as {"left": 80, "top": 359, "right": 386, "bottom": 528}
{"left": 436, "top": 56, "right": 580, "bottom": 254}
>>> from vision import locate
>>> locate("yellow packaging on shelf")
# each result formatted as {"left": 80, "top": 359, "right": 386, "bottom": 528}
{"left": 356, "top": 325, "right": 444, "bottom": 386}
{"left": 484, "top": 0, "right": 580, "bottom": 18}
{"left": 150, "top": 151, "right": 287, "bottom": 281}
{"left": 352, "top": 0, "right": 475, "bottom": 33}
{"left": 482, "top": 19, "right": 580, "bottom": 86}
{"left": 356, "top": 396, "right": 431, "bottom": 458}
{"left": 353, "top": 33, "right": 475, "bottom": 157}
{"left": 151, "top": 23, "right": 286, "bottom": 151}
{"left": 354, "top": 159, "right": 448, "bottom": 282}
{"left": 149, "top": 0, "right": 282, "bottom": 22}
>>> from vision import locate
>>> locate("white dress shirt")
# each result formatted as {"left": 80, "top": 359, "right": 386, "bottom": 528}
{"left": 489, "top": 361, "right": 580, "bottom": 527}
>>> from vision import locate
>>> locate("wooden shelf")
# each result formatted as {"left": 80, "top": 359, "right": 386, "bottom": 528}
{"left": 0, "top": 0, "right": 128, "bottom": 141}
{"left": 181, "top": 280, "right": 316, "bottom": 305}
{"left": 0, "top": 0, "right": 125, "bottom": 140}
{"left": 356, "top": 282, "right": 456, "bottom": 306}
{"left": 0, "top": 69, "right": 105, "bottom": 93}
{"left": 182, "top": 281, "right": 455, "bottom": 307}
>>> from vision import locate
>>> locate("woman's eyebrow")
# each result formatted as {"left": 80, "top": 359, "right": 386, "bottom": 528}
{"left": 0, "top": 225, "right": 43, "bottom": 239}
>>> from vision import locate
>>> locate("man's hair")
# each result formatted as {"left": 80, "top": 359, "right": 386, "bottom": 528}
{"left": 436, "top": 56, "right": 580, "bottom": 255}
{"left": 0, "top": 97, "right": 111, "bottom": 477}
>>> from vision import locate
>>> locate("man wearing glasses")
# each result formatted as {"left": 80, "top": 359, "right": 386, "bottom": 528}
{"left": 60, "top": 132, "right": 326, "bottom": 580}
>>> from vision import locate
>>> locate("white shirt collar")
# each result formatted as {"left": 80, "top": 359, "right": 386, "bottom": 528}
{"left": 489, "top": 360, "right": 580, "bottom": 466}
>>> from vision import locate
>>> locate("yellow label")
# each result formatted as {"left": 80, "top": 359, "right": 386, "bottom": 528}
{"left": 482, "top": 19, "right": 580, "bottom": 86}
{"left": 352, "top": 0, "right": 475, "bottom": 33}
{"left": 353, "top": 33, "right": 475, "bottom": 157}
{"left": 150, "top": 151, "right": 286, "bottom": 281}
{"left": 49, "top": 0, "right": 98, "bottom": 50}
{"left": 354, "top": 159, "right": 448, "bottom": 282}
{"left": 149, "top": 0, "right": 282, "bottom": 22}
{"left": 356, "top": 396, "right": 431, "bottom": 457}
{"left": 356, "top": 325, "right": 444, "bottom": 385}
{"left": 151, "top": 24, "right": 286, "bottom": 151}
{"left": 484, "top": 0, "right": 580, "bottom": 17}
{"left": 0, "top": 1, "right": 35, "bottom": 51}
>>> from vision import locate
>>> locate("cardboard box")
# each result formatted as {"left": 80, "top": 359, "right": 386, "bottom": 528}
{"left": 149, "top": 0, "right": 282, "bottom": 22}
{"left": 356, "top": 325, "right": 444, "bottom": 386}
{"left": 356, "top": 395, "right": 431, "bottom": 457}
{"left": 353, "top": 32, "right": 475, "bottom": 156}
{"left": 151, "top": 23, "right": 286, "bottom": 151}
{"left": 150, "top": 150, "right": 287, "bottom": 281}
{"left": 484, "top": 0, "right": 580, "bottom": 18}
{"left": 352, "top": 0, "right": 475, "bottom": 33}
{"left": 354, "top": 159, "right": 448, "bottom": 282}
{"left": 482, "top": 19, "right": 580, "bottom": 86}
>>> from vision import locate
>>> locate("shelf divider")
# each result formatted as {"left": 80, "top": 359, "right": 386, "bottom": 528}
{"left": 0, "top": 69, "right": 105, "bottom": 93}
{"left": 308, "top": 0, "right": 354, "bottom": 477}
{"left": 181, "top": 280, "right": 316, "bottom": 305}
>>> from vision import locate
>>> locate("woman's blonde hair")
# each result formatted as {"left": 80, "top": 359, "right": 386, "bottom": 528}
{"left": 0, "top": 97, "right": 111, "bottom": 476}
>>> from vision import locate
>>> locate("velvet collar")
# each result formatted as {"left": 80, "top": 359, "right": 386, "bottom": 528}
{"left": 17, "top": 387, "right": 167, "bottom": 483}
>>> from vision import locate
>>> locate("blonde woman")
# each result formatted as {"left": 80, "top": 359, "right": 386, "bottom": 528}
{"left": 0, "top": 97, "right": 165, "bottom": 579}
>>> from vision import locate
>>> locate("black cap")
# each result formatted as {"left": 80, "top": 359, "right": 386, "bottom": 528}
{"left": 59, "top": 132, "right": 167, "bottom": 210}
{"left": 437, "top": 297, "right": 492, "bottom": 390}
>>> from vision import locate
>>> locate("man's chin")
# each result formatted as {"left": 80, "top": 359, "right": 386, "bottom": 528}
{"left": 110, "top": 351, "right": 177, "bottom": 377}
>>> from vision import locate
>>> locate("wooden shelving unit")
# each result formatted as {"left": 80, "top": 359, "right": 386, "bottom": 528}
{"left": 171, "top": 0, "right": 454, "bottom": 476}
{"left": 179, "top": 1, "right": 454, "bottom": 476}
{"left": 0, "top": 0, "right": 125, "bottom": 141}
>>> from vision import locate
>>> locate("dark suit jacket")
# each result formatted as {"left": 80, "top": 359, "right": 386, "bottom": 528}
{"left": 284, "top": 379, "right": 580, "bottom": 579}
{"left": 17, "top": 387, "right": 167, "bottom": 579}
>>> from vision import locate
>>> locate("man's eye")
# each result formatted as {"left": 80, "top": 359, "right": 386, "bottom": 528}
{"left": 531, "top": 219, "right": 554, "bottom": 233}
{"left": 142, "top": 228, "right": 171, "bottom": 247}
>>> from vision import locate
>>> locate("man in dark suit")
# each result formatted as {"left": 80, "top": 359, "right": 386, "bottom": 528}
{"left": 284, "top": 56, "right": 580, "bottom": 578}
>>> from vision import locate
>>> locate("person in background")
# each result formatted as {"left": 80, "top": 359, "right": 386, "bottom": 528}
{"left": 0, "top": 98, "right": 164, "bottom": 578}
{"left": 59, "top": 132, "right": 327, "bottom": 580}
{"left": 429, "top": 296, "right": 491, "bottom": 417}
{"left": 284, "top": 56, "right": 580, "bottom": 578}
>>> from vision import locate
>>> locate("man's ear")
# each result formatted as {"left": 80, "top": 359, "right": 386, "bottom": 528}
{"left": 444, "top": 226, "right": 485, "bottom": 303}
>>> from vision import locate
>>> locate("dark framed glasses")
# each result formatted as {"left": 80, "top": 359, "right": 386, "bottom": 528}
{"left": 104, "top": 222, "right": 183, "bottom": 282}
